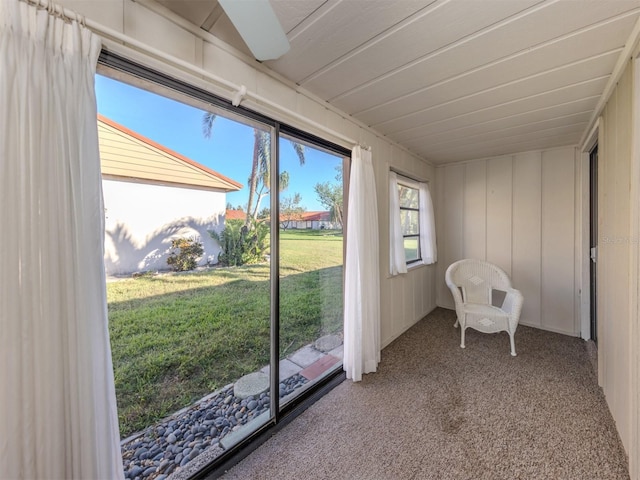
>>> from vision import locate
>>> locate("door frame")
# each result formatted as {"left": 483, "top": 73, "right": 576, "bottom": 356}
{"left": 580, "top": 120, "right": 599, "bottom": 341}
{"left": 589, "top": 144, "right": 598, "bottom": 344}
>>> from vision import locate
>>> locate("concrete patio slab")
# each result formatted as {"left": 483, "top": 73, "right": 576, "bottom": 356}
{"left": 315, "top": 334, "right": 342, "bottom": 353}
{"left": 234, "top": 372, "right": 269, "bottom": 399}
{"left": 288, "top": 345, "right": 325, "bottom": 368}
{"left": 328, "top": 344, "right": 343, "bottom": 360}
{"left": 260, "top": 359, "right": 302, "bottom": 381}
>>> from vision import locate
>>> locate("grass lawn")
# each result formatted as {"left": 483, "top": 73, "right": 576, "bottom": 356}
{"left": 108, "top": 229, "right": 343, "bottom": 438}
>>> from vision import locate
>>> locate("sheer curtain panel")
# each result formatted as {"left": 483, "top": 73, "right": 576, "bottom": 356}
{"left": 419, "top": 182, "right": 437, "bottom": 264}
{"left": 344, "top": 146, "right": 381, "bottom": 381}
{"left": 0, "top": 1, "right": 124, "bottom": 478}
{"left": 389, "top": 172, "right": 408, "bottom": 275}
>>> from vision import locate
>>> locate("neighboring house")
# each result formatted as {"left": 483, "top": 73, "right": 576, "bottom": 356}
{"left": 291, "top": 211, "right": 340, "bottom": 230}
{"left": 225, "top": 209, "right": 247, "bottom": 221}
{"left": 98, "top": 115, "right": 242, "bottom": 275}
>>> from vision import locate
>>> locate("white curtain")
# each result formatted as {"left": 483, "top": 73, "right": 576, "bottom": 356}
{"left": 389, "top": 172, "right": 408, "bottom": 275}
{"left": 344, "top": 146, "right": 380, "bottom": 382}
{"left": 419, "top": 181, "right": 437, "bottom": 264}
{"left": 0, "top": 1, "right": 124, "bottom": 478}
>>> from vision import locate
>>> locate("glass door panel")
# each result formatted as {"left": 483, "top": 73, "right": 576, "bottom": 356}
{"left": 277, "top": 134, "right": 345, "bottom": 406}
{"left": 96, "top": 73, "right": 272, "bottom": 475}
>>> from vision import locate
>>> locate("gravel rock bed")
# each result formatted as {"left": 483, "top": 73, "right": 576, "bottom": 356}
{"left": 122, "top": 374, "right": 308, "bottom": 480}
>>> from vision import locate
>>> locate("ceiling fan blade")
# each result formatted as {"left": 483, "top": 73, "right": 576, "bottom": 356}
{"left": 218, "top": 0, "right": 290, "bottom": 61}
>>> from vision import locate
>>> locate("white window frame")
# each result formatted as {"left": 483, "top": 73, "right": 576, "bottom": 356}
{"left": 397, "top": 176, "right": 422, "bottom": 266}
{"left": 389, "top": 172, "right": 437, "bottom": 275}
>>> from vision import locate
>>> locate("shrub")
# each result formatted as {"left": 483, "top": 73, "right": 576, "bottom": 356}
{"left": 211, "top": 219, "right": 269, "bottom": 266}
{"left": 166, "top": 237, "right": 204, "bottom": 271}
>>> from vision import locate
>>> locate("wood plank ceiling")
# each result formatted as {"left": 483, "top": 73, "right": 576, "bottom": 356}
{"left": 155, "top": 0, "right": 640, "bottom": 164}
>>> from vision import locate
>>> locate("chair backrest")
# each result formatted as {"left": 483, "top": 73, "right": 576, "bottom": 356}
{"left": 445, "top": 259, "right": 512, "bottom": 305}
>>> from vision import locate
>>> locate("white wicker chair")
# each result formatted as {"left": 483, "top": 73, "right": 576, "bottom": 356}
{"left": 445, "top": 259, "right": 523, "bottom": 356}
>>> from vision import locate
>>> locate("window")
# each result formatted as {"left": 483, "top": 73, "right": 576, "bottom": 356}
{"left": 398, "top": 181, "right": 421, "bottom": 263}
{"left": 389, "top": 172, "right": 437, "bottom": 275}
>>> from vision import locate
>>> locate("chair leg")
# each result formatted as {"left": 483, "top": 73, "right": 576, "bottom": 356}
{"left": 460, "top": 326, "right": 466, "bottom": 349}
{"left": 509, "top": 332, "right": 517, "bottom": 357}
{"left": 454, "top": 318, "right": 459, "bottom": 328}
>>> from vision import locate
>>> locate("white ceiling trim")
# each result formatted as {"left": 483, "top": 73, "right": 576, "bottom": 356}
{"left": 579, "top": 14, "right": 640, "bottom": 147}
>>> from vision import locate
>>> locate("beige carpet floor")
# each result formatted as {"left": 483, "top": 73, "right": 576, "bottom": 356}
{"left": 221, "top": 308, "right": 629, "bottom": 480}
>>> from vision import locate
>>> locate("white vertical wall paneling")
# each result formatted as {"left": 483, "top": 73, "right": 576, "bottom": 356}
{"left": 410, "top": 271, "right": 420, "bottom": 330}
{"left": 435, "top": 147, "right": 578, "bottom": 336}
{"left": 377, "top": 146, "right": 393, "bottom": 346}
{"left": 435, "top": 167, "right": 448, "bottom": 306}
{"left": 598, "top": 59, "right": 635, "bottom": 465}
{"left": 541, "top": 148, "right": 576, "bottom": 335}
{"left": 616, "top": 60, "right": 631, "bottom": 454}
{"left": 381, "top": 145, "right": 437, "bottom": 349}
{"left": 486, "top": 156, "right": 513, "bottom": 275}
{"left": 438, "top": 165, "right": 465, "bottom": 309}
{"left": 512, "top": 152, "right": 542, "bottom": 328}
{"left": 463, "top": 160, "right": 487, "bottom": 260}
{"left": 419, "top": 267, "right": 428, "bottom": 316}
{"left": 388, "top": 275, "right": 404, "bottom": 345}
{"left": 616, "top": 65, "right": 632, "bottom": 452}
{"left": 426, "top": 266, "right": 436, "bottom": 316}
{"left": 597, "top": 117, "right": 608, "bottom": 387}
{"left": 601, "top": 85, "right": 617, "bottom": 416}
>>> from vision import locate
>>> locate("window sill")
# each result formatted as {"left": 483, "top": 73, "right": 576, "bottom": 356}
{"left": 407, "top": 261, "right": 426, "bottom": 271}
{"left": 386, "top": 260, "right": 435, "bottom": 279}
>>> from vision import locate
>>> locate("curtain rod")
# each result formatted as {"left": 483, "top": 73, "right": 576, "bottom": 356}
{"left": 107, "top": 34, "right": 359, "bottom": 149}
{"left": 18, "top": 0, "right": 85, "bottom": 25}
{"left": 21, "top": 0, "right": 360, "bottom": 149}
{"left": 18, "top": 0, "right": 361, "bottom": 150}
{"left": 390, "top": 167, "right": 429, "bottom": 184}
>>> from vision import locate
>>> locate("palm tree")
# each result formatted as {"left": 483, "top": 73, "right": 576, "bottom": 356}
{"left": 202, "top": 112, "right": 306, "bottom": 224}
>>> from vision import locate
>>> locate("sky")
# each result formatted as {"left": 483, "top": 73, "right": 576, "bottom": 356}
{"left": 95, "top": 74, "right": 342, "bottom": 212}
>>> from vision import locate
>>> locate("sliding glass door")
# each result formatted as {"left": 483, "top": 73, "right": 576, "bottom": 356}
{"left": 96, "top": 55, "right": 348, "bottom": 479}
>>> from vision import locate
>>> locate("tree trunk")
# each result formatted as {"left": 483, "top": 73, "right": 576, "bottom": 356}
{"left": 245, "top": 130, "right": 260, "bottom": 225}
{"left": 253, "top": 191, "right": 266, "bottom": 221}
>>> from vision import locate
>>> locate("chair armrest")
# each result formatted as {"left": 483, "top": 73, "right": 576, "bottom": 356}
{"left": 501, "top": 288, "right": 523, "bottom": 317}
{"left": 447, "top": 283, "right": 463, "bottom": 305}
{"left": 445, "top": 277, "right": 466, "bottom": 323}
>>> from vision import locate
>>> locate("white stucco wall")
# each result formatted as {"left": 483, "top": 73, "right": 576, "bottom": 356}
{"left": 103, "top": 179, "right": 226, "bottom": 275}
